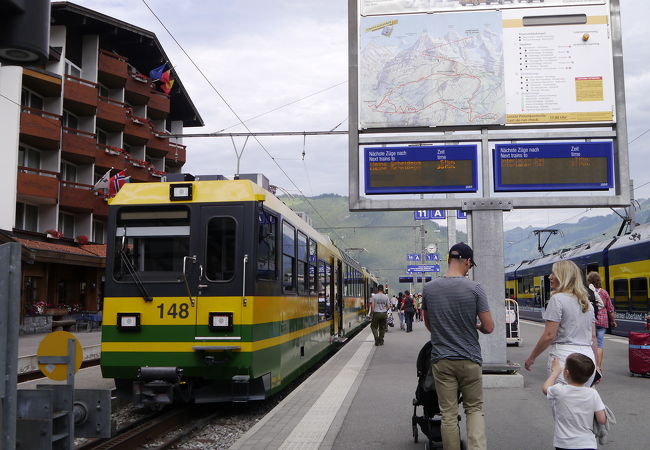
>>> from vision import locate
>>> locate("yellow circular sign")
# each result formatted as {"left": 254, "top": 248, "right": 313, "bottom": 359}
{"left": 36, "top": 331, "right": 83, "bottom": 381}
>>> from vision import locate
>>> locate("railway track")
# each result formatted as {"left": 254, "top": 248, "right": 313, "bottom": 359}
{"left": 76, "top": 405, "right": 223, "bottom": 450}
{"left": 17, "top": 358, "right": 101, "bottom": 383}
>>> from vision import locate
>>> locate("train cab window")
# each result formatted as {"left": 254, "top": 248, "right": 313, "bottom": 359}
{"left": 318, "top": 260, "right": 332, "bottom": 321}
{"left": 205, "top": 217, "right": 236, "bottom": 281}
{"left": 308, "top": 239, "right": 317, "bottom": 294}
{"left": 612, "top": 279, "right": 629, "bottom": 311}
{"left": 257, "top": 210, "right": 277, "bottom": 281}
{"left": 630, "top": 277, "right": 649, "bottom": 312}
{"left": 113, "top": 207, "right": 190, "bottom": 282}
{"left": 297, "top": 232, "right": 309, "bottom": 295}
{"left": 282, "top": 222, "right": 296, "bottom": 292}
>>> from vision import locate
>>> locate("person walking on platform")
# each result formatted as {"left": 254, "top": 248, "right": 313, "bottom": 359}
{"left": 397, "top": 292, "right": 406, "bottom": 330}
{"left": 422, "top": 242, "right": 494, "bottom": 450}
{"left": 543, "top": 354, "right": 607, "bottom": 450}
{"left": 587, "top": 271, "right": 617, "bottom": 370}
{"left": 401, "top": 290, "right": 416, "bottom": 332}
{"left": 370, "top": 285, "right": 390, "bottom": 346}
{"left": 525, "top": 260, "right": 600, "bottom": 386}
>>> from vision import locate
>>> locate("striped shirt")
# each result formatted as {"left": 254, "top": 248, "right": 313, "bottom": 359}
{"left": 422, "top": 276, "right": 490, "bottom": 365}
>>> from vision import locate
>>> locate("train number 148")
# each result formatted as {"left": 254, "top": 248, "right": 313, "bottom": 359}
{"left": 157, "top": 303, "right": 190, "bottom": 319}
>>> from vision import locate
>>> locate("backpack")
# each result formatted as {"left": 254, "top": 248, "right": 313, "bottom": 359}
{"left": 588, "top": 288, "right": 599, "bottom": 318}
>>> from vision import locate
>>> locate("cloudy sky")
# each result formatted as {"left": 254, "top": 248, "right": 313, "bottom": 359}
{"left": 71, "top": 0, "right": 650, "bottom": 231}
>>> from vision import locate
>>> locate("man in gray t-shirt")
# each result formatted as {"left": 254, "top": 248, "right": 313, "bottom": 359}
{"left": 422, "top": 243, "right": 494, "bottom": 450}
{"left": 370, "top": 285, "right": 390, "bottom": 346}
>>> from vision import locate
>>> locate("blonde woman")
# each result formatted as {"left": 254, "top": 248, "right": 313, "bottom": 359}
{"left": 524, "top": 260, "right": 599, "bottom": 385}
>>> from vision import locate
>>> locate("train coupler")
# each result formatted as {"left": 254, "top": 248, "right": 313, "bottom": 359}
{"left": 134, "top": 367, "right": 183, "bottom": 408}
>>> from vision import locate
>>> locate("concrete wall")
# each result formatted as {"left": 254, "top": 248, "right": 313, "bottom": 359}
{"left": 0, "top": 65, "right": 22, "bottom": 232}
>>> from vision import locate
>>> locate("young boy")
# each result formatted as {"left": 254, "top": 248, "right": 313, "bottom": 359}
{"left": 543, "top": 354, "right": 607, "bottom": 450}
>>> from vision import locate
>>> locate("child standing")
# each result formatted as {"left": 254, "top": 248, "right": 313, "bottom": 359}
{"left": 543, "top": 354, "right": 607, "bottom": 450}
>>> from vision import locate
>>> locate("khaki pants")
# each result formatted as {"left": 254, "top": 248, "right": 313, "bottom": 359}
{"left": 432, "top": 359, "right": 487, "bottom": 450}
{"left": 370, "top": 312, "right": 386, "bottom": 344}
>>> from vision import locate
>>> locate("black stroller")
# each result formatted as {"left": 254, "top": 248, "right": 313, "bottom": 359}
{"left": 412, "top": 341, "right": 465, "bottom": 449}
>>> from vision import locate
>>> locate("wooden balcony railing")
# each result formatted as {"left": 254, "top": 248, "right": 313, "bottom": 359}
{"left": 17, "top": 167, "right": 59, "bottom": 201}
{"left": 125, "top": 73, "right": 152, "bottom": 104}
{"left": 20, "top": 107, "right": 61, "bottom": 150}
{"left": 124, "top": 114, "right": 151, "bottom": 143}
{"left": 95, "top": 143, "right": 128, "bottom": 170}
{"left": 63, "top": 74, "right": 98, "bottom": 115}
{"left": 93, "top": 192, "right": 109, "bottom": 217}
{"left": 59, "top": 180, "right": 95, "bottom": 212}
{"left": 166, "top": 142, "right": 186, "bottom": 165}
{"left": 98, "top": 49, "right": 128, "bottom": 87}
{"left": 148, "top": 91, "right": 170, "bottom": 117}
{"left": 96, "top": 96, "right": 127, "bottom": 130}
{"left": 62, "top": 128, "right": 97, "bottom": 162}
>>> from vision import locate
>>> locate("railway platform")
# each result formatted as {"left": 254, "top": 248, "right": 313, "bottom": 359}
{"left": 232, "top": 319, "right": 646, "bottom": 449}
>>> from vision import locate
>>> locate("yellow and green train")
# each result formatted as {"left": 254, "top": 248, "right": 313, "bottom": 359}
{"left": 101, "top": 175, "right": 378, "bottom": 407}
{"left": 505, "top": 222, "right": 650, "bottom": 337}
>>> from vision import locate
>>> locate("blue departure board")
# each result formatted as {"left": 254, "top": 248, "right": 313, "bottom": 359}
{"left": 493, "top": 142, "right": 614, "bottom": 192}
{"left": 364, "top": 145, "right": 478, "bottom": 194}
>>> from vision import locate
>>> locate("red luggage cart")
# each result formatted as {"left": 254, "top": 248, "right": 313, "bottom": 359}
{"left": 629, "top": 331, "right": 650, "bottom": 377}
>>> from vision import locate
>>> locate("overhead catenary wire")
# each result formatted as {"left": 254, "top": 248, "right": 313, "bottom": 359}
{"left": 140, "top": 0, "right": 353, "bottom": 249}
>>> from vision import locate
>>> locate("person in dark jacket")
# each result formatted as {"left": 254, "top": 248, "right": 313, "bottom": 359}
{"left": 401, "top": 290, "right": 416, "bottom": 332}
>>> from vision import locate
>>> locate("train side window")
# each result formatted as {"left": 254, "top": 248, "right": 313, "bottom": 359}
{"left": 318, "top": 260, "right": 331, "bottom": 321}
{"left": 205, "top": 217, "right": 236, "bottom": 282}
{"left": 256, "top": 210, "right": 277, "bottom": 281}
{"left": 282, "top": 222, "right": 296, "bottom": 292}
{"left": 630, "top": 277, "right": 648, "bottom": 312}
{"left": 297, "top": 232, "right": 308, "bottom": 295}
{"left": 308, "top": 239, "right": 317, "bottom": 294}
{"left": 586, "top": 263, "right": 599, "bottom": 274}
{"left": 612, "top": 279, "right": 629, "bottom": 311}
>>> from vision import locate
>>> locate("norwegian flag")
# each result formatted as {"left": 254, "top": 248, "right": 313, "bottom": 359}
{"left": 109, "top": 170, "right": 129, "bottom": 197}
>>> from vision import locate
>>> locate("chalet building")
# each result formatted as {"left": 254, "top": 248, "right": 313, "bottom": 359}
{"left": 0, "top": 2, "right": 203, "bottom": 330}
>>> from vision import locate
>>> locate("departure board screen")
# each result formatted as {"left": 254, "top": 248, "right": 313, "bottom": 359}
{"left": 364, "top": 145, "right": 478, "bottom": 195}
{"left": 493, "top": 142, "right": 614, "bottom": 192}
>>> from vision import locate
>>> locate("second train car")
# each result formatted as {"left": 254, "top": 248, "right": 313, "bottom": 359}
{"left": 100, "top": 175, "right": 378, "bottom": 407}
{"left": 505, "top": 222, "right": 650, "bottom": 336}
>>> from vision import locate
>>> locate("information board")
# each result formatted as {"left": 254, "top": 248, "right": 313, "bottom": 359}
{"left": 493, "top": 142, "right": 614, "bottom": 192}
{"left": 364, "top": 145, "right": 478, "bottom": 194}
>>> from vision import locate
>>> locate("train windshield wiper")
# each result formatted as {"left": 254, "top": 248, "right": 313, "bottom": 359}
{"left": 119, "top": 233, "right": 153, "bottom": 302}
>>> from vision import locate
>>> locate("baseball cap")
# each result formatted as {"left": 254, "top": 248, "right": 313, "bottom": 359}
{"left": 448, "top": 242, "right": 476, "bottom": 267}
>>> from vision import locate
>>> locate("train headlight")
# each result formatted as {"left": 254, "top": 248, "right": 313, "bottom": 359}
{"left": 209, "top": 312, "right": 233, "bottom": 332}
{"left": 117, "top": 313, "right": 141, "bottom": 331}
{"left": 170, "top": 183, "right": 193, "bottom": 201}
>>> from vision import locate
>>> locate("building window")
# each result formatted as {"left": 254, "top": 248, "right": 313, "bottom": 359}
{"left": 98, "top": 84, "right": 109, "bottom": 97}
{"left": 18, "top": 146, "right": 41, "bottom": 170}
{"left": 21, "top": 88, "right": 43, "bottom": 110}
{"left": 62, "top": 110, "right": 78, "bottom": 130}
{"left": 93, "top": 220, "right": 105, "bottom": 244}
{"left": 59, "top": 212, "right": 75, "bottom": 238}
{"left": 60, "top": 161, "right": 77, "bottom": 184}
{"left": 15, "top": 202, "right": 38, "bottom": 232}
{"left": 64, "top": 60, "right": 82, "bottom": 78}
{"left": 96, "top": 128, "right": 107, "bottom": 145}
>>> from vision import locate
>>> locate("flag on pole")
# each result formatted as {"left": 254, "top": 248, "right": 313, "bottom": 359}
{"left": 160, "top": 69, "right": 174, "bottom": 94}
{"left": 149, "top": 63, "right": 166, "bottom": 80}
{"left": 93, "top": 168, "right": 112, "bottom": 191}
{"left": 109, "top": 170, "right": 129, "bottom": 197}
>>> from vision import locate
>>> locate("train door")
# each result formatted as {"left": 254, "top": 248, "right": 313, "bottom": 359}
{"left": 336, "top": 260, "right": 344, "bottom": 335}
{"left": 330, "top": 257, "right": 337, "bottom": 336}
{"left": 195, "top": 205, "right": 246, "bottom": 338}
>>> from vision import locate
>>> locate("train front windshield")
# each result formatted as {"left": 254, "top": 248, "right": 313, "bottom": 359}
{"left": 113, "top": 207, "right": 190, "bottom": 282}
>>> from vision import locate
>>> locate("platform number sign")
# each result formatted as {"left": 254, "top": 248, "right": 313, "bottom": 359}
{"left": 413, "top": 210, "right": 446, "bottom": 220}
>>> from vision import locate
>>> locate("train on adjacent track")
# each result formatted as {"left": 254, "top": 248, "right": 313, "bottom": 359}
{"left": 100, "top": 174, "right": 378, "bottom": 408}
{"left": 505, "top": 222, "right": 650, "bottom": 336}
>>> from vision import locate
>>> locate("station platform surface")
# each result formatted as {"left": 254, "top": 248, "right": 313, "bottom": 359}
{"left": 18, "top": 330, "right": 101, "bottom": 358}
{"left": 232, "top": 318, "right": 646, "bottom": 449}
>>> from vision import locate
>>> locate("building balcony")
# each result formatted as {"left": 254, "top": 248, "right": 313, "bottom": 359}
{"left": 127, "top": 162, "right": 157, "bottom": 182}
{"left": 62, "top": 128, "right": 96, "bottom": 164}
{"left": 59, "top": 180, "right": 95, "bottom": 213}
{"left": 17, "top": 167, "right": 59, "bottom": 204}
{"left": 125, "top": 73, "right": 151, "bottom": 105}
{"left": 63, "top": 75, "right": 98, "bottom": 116}
{"left": 95, "top": 144, "right": 128, "bottom": 171}
{"left": 147, "top": 131, "right": 172, "bottom": 156}
{"left": 97, "top": 97, "right": 128, "bottom": 131}
{"left": 148, "top": 91, "right": 170, "bottom": 119}
{"left": 93, "top": 192, "right": 109, "bottom": 218}
{"left": 22, "top": 68, "right": 62, "bottom": 97}
{"left": 123, "top": 115, "right": 151, "bottom": 145}
{"left": 20, "top": 107, "right": 61, "bottom": 150}
{"left": 98, "top": 49, "right": 127, "bottom": 87}
{"left": 165, "top": 143, "right": 186, "bottom": 167}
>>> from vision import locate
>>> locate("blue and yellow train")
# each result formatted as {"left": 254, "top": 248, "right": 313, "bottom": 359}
{"left": 100, "top": 175, "right": 377, "bottom": 407}
{"left": 505, "top": 223, "right": 650, "bottom": 337}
